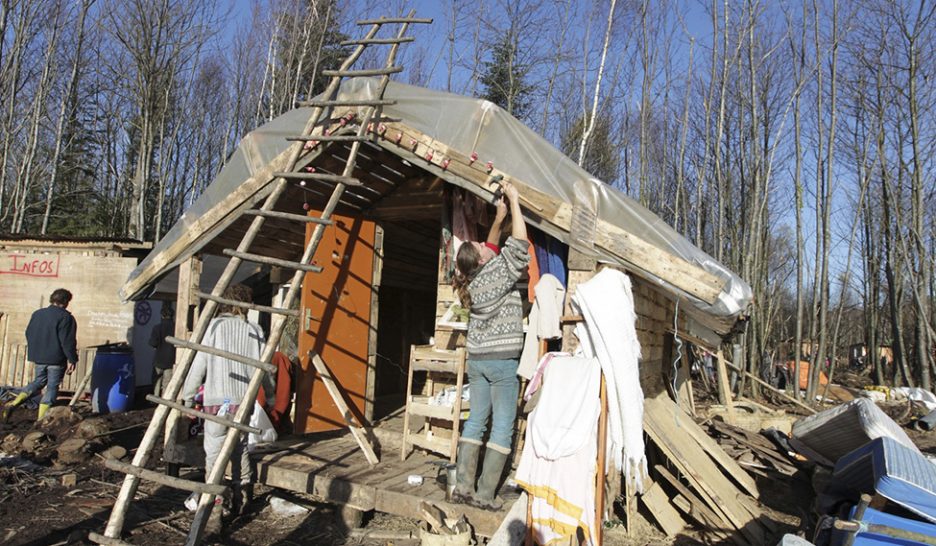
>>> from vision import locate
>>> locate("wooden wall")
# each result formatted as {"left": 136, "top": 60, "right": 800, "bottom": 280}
{"left": 0, "top": 249, "right": 137, "bottom": 389}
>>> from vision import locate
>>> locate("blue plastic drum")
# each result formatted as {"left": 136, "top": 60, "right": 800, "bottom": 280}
{"left": 91, "top": 346, "right": 135, "bottom": 413}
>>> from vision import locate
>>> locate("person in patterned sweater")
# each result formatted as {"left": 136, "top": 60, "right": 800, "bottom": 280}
{"left": 451, "top": 181, "right": 529, "bottom": 510}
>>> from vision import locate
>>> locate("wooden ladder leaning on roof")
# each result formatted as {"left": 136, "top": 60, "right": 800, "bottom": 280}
{"left": 89, "top": 12, "right": 431, "bottom": 546}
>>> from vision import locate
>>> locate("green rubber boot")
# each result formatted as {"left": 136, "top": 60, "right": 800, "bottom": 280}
{"left": 472, "top": 448, "right": 509, "bottom": 511}
{"left": 452, "top": 441, "right": 480, "bottom": 504}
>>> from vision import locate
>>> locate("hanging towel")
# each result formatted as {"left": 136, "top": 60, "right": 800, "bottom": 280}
{"left": 531, "top": 227, "right": 568, "bottom": 288}
{"left": 516, "top": 354, "right": 600, "bottom": 546}
{"left": 572, "top": 268, "right": 646, "bottom": 492}
{"left": 518, "top": 274, "right": 566, "bottom": 379}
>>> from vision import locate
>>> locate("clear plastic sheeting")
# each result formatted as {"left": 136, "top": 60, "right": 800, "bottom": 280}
{"left": 122, "top": 78, "right": 753, "bottom": 324}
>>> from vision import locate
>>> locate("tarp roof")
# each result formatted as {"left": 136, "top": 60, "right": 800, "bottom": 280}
{"left": 123, "top": 78, "right": 752, "bottom": 334}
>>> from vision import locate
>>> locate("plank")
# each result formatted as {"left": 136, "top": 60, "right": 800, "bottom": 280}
{"left": 255, "top": 458, "right": 376, "bottom": 511}
{"left": 374, "top": 488, "right": 506, "bottom": 538}
{"left": 673, "top": 413, "right": 760, "bottom": 497}
{"left": 639, "top": 480, "right": 687, "bottom": 537}
{"left": 310, "top": 352, "right": 379, "bottom": 465}
{"left": 644, "top": 396, "right": 764, "bottom": 544}
{"left": 655, "top": 466, "right": 737, "bottom": 545}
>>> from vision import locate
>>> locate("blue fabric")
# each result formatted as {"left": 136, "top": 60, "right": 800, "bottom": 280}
{"left": 24, "top": 364, "right": 66, "bottom": 405}
{"left": 462, "top": 358, "right": 519, "bottom": 451}
{"left": 829, "top": 436, "right": 936, "bottom": 524}
{"left": 530, "top": 227, "right": 568, "bottom": 288}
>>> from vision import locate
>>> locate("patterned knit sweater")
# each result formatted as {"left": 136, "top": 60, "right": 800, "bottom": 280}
{"left": 466, "top": 236, "right": 531, "bottom": 360}
{"left": 182, "top": 314, "right": 274, "bottom": 408}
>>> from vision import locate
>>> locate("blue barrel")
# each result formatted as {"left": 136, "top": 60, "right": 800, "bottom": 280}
{"left": 91, "top": 346, "right": 135, "bottom": 413}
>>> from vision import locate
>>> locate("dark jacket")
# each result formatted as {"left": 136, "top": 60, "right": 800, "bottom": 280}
{"left": 148, "top": 320, "right": 177, "bottom": 370}
{"left": 25, "top": 305, "right": 78, "bottom": 365}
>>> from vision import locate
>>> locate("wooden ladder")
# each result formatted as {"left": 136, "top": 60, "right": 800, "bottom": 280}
{"left": 89, "top": 12, "right": 430, "bottom": 546}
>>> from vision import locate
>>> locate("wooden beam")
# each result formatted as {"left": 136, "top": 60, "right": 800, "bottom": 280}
{"left": 309, "top": 352, "right": 379, "bottom": 465}
{"left": 373, "top": 121, "right": 727, "bottom": 306}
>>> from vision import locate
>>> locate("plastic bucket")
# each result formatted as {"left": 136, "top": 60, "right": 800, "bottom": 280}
{"left": 91, "top": 347, "right": 135, "bottom": 413}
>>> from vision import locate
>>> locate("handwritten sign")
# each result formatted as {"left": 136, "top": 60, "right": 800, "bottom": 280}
{"left": 0, "top": 254, "right": 60, "bottom": 277}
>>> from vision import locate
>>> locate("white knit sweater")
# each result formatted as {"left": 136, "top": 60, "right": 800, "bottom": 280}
{"left": 182, "top": 314, "right": 274, "bottom": 408}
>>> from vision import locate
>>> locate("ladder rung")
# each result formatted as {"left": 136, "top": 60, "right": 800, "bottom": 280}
{"left": 88, "top": 532, "right": 134, "bottom": 546}
{"left": 145, "top": 394, "right": 262, "bottom": 435}
{"left": 341, "top": 37, "right": 415, "bottom": 46}
{"left": 196, "top": 291, "right": 299, "bottom": 317}
{"left": 273, "top": 171, "right": 362, "bottom": 186}
{"left": 222, "top": 249, "right": 324, "bottom": 274}
{"left": 104, "top": 458, "right": 229, "bottom": 496}
{"left": 321, "top": 66, "right": 403, "bottom": 77}
{"left": 357, "top": 17, "right": 433, "bottom": 25}
{"left": 297, "top": 99, "right": 397, "bottom": 108}
{"left": 166, "top": 336, "right": 278, "bottom": 374}
{"left": 243, "top": 208, "right": 333, "bottom": 225}
{"left": 287, "top": 134, "right": 371, "bottom": 143}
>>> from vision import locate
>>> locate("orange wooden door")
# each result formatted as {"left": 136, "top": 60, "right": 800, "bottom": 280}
{"left": 296, "top": 213, "right": 377, "bottom": 433}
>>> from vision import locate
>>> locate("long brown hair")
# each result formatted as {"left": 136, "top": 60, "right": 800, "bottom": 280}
{"left": 452, "top": 243, "right": 482, "bottom": 309}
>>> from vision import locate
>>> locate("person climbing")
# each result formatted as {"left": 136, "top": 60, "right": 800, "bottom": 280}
{"left": 3, "top": 288, "right": 79, "bottom": 421}
{"left": 450, "top": 181, "right": 529, "bottom": 510}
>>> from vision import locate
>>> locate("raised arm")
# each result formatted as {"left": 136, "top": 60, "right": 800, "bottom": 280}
{"left": 502, "top": 182, "right": 527, "bottom": 241}
{"left": 487, "top": 196, "right": 508, "bottom": 246}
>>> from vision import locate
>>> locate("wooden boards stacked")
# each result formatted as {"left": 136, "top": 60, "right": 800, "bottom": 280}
{"left": 641, "top": 394, "right": 771, "bottom": 545}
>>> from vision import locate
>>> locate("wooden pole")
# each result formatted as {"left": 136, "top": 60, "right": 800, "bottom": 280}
{"left": 595, "top": 373, "right": 608, "bottom": 543}
{"left": 68, "top": 368, "right": 92, "bottom": 406}
{"left": 715, "top": 349, "right": 735, "bottom": 422}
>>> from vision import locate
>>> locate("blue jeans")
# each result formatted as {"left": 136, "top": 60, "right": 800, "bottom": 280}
{"left": 24, "top": 364, "right": 65, "bottom": 405}
{"left": 461, "top": 358, "right": 519, "bottom": 453}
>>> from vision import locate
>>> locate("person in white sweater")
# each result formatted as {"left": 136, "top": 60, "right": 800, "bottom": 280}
{"left": 182, "top": 284, "right": 274, "bottom": 533}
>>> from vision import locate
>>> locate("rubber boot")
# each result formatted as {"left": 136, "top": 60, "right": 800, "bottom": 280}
{"left": 37, "top": 403, "right": 50, "bottom": 420}
{"left": 2, "top": 392, "right": 28, "bottom": 421}
{"left": 451, "top": 441, "right": 481, "bottom": 504}
{"left": 231, "top": 483, "right": 251, "bottom": 517}
{"left": 471, "top": 448, "right": 509, "bottom": 511}
{"left": 205, "top": 498, "right": 224, "bottom": 535}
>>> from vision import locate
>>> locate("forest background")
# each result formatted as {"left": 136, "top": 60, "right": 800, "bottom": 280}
{"left": 0, "top": 0, "right": 932, "bottom": 400}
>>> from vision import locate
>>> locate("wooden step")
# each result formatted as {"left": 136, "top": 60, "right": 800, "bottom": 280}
{"left": 341, "top": 37, "right": 415, "bottom": 46}
{"left": 407, "top": 399, "right": 460, "bottom": 421}
{"left": 166, "top": 336, "right": 277, "bottom": 374}
{"left": 222, "top": 249, "right": 324, "bottom": 273}
{"left": 243, "top": 208, "right": 333, "bottom": 225}
{"left": 407, "top": 433, "right": 452, "bottom": 455}
{"left": 145, "top": 395, "right": 262, "bottom": 435}
{"left": 321, "top": 66, "right": 403, "bottom": 77}
{"left": 287, "top": 134, "right": 372, "bottom": 143}
{"left": 196, "top": 291, "right": 299, "bottom": 317}
{"left": 356, "top": 17, "right": 433, "bottom": 25}
{"left": 104, "top": 458, "right": 228, "bottom": 496}
{"left": 272, "top": 171, "right": 362, "bottom": 186}
{"left": 297, "top": 98, "right": 397, "bottom": 108}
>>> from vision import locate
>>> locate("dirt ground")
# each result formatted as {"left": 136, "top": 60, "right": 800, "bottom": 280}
{"left": 1, "top": 386, "right": 933, "bottom": 546}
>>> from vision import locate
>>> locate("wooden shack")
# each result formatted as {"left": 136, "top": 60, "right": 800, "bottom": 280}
{"left": 119, "top": 79, "right": 760, "bottom": 540}
{"left": 0, "top": 235, "right": 149, "bottom": 393}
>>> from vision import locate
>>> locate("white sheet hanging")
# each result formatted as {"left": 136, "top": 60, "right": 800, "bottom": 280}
{"left": 572, "top": 268, "right": 646, "bottom": 492}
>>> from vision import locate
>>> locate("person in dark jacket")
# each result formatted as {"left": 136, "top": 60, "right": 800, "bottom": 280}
{"left": 3, "top": 288, "right": 78, "bottom": 420}
{"left": 148, "top": 303, "right": 176, "bottom": 397}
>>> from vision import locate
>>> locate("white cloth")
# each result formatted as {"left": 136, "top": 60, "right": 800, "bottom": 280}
{"left": 518, "top": 274, "right": 566, "bottom": 379}
{"left": 530, "top": 356, "right": 600, "bottom": 459}
{"left": 516, "top": 355, "right": 600, "bottom": 545}
{"left": 572, "top": 268, "right": 646, "bottom": 492}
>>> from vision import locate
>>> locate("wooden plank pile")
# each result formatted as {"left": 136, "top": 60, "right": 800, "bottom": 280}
{"left": 639, "top": 394, "right": 781, "bottom": 545}
{"left": 708, "top": 418, "right": 800, "bottom": 478}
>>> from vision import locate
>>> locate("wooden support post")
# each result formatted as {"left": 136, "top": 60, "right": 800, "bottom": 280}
{"left": 595, "top": 373, "right": 608, "bottom": 543}
{"left": 310, "top": 352, "right": 379, "bottom": 465}
{"left": 715, "top": 349, "right": 735, "bottom": 422}
{"left": 163, "top": 255, "right": 201, "bottom": 463}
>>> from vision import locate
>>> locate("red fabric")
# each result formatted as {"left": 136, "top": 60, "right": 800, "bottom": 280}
{"left": 526, "top": 235, "right": 540, "bottom": 302}
{"left": 484, "top": 242, "right": 500, "bottom": 255}
{"left": 257, "top": 352, "right": 293, "bottom": 433}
